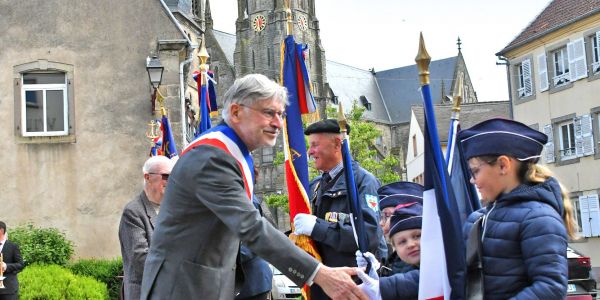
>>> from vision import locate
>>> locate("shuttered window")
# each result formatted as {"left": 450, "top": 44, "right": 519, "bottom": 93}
{"left": 592, "top": 31, "right": 600, "bottom": 75}
{"left": 552, "top": 47, "right": 570, "bottom": 87}
{"left": 579, "top": 194, "right": 600, "bottom": 237}
{"left": 567, "top": 38, "right": 588, "bottom": 81}
{"left": 517, "top": 59, "right": 533, "bottom": 98}
{"left": 538, "top": 53, "right": 549, "bottom": 92}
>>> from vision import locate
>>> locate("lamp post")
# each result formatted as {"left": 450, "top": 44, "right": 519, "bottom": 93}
{"left": 146, "top": 55, "right": 164, "bottom": 113}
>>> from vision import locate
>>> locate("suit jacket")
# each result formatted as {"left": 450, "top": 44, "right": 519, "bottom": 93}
{"left": 0, "top": 240, "right": 25, "bottom": 295}
{"left": 118, "top": 191, "right": 157, "bottom": 300}
{"left": 140, "top": 145, "right": 319, "bottom": 300}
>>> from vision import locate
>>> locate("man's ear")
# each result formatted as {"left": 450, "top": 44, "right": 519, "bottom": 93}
{"left": 229, "top": 104, "right": 242, "bottom": 123}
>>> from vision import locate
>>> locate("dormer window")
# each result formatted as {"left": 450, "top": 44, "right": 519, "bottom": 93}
{"left": 359, "top": 95, "right": 371, "bottom": 111}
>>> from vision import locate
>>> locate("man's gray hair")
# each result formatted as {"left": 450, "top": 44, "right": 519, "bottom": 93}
{"left": 142, "top": 155, "right": 175, "bottom": 174}
{"left": 221, "top": 74, "right": 289, "bottom": 122}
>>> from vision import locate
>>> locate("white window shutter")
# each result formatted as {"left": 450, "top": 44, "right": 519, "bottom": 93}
{"left": 543, "top": 124, "right": 555, "bottom": 163}
{"left": 580, "top": 195, "right": 591, "bottom": 237}
{"left": 538, "top": 53, "right": 549, "bottom": 92}
{"left": 580, "top": 115, "right": 595, "bottom": 156}
{"left": 574, "top": 116, "right": 584, "bottom": 157}
{"left": 522, "top": 59, "right": 533, "bottom": 96}
{"left": 589, "top": 194, "right": 600, "bottom": 237}
{"left": 567, "top": 38, "right": 588, "bottom": 81}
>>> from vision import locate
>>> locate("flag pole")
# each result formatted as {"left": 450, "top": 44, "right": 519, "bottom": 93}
{"left": 285, "top": 0, "right": 293, "bottom": 36}
{"left": 451, "top": 76, "right": 463, "bottom": 120}
{"left": 197, "top": 41, "right": 210, "bottom": 123}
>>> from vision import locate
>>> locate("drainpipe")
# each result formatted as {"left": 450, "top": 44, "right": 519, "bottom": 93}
{"left": 180, "top": 48, "right": 197, "bottom": 149}
{"left": 496, "top": 55, "right": 513, "bottom": 119}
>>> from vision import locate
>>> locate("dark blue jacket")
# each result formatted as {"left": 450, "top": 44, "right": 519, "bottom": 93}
{"left": 379, "top": 263, "right": 419, "bottom": 300}
{"left": 236, "top": 199, "right": 273, "bottom": 299}
{"left": 308, "top": 161, "right": 381, "bottom": 268}
{"left": 463, "top": 177, "right": 568, "bottom": 300}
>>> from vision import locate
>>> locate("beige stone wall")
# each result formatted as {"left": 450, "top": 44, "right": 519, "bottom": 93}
{"left": 0, "top": 0, "right": 189, "bottom": 259}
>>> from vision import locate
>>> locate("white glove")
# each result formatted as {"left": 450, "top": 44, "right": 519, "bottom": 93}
{"left": 355, "top": 251, "right": 381, "bottom": 276}
{"left": 293, "top": 213, "right": 317, "bottom": 236}
{"left": 357, "top": 268, "right": 382, "bottom": 300}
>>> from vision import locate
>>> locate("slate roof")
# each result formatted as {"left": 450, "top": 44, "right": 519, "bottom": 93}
{"left": 375, "top": 56, "right": 458, "bottom": 124}
{"left": 412, "top": 101, "right": 511, "bottom": 143}
{"left": 211, "top": 29, "right": 236, "bottom": 65}
{"left": 326, "top": 61, "right": 391, "bottom": 123}
{"left": 498, "top": 0, "right": 600, "bottom": 55}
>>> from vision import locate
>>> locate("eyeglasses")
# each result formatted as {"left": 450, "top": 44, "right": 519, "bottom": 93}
{"left": 468, "top": 158, "right": 497, "bottom": 180}
{"left": 240, "top": 104, "right": 286, "bottom": 120}
{"left": 149, "top": 173, "right": 169, "bottom": 180}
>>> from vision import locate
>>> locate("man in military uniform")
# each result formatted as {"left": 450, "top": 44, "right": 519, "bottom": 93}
{"left": 293, "top": 119, "right": 381, "bottom": 299}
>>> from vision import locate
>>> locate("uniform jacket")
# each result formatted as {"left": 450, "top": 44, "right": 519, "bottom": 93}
{"left": 140, "top": 145, "right": 319, "bottom": 300}
{"left": 236, "top": 199, "right": 273, "bottom": 299}
{"left": 463, "top": 177, "right": 568, "bottom": 300}
{"left": 379, "top": 263, "right": 419, "bottom": 300}
{"left": 118, "top": 191, "right": 157, "bottom": 300}
{"left": 0, "top": 240, "right": 25, "bottom": 295}
{"left": 308, "top": 161, "right": 381, "bottom": 268}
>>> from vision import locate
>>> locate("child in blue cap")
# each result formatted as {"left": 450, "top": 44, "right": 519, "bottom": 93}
{"left": 355, "top": 198, "right": 423, "bottom": 300}
{"left": 460, "top": 118, "right": 577, "bottom": 299}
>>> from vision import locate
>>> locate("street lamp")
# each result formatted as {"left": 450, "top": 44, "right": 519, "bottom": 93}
{"left": 146, "top": 55, "right": 164, "bottom": 113}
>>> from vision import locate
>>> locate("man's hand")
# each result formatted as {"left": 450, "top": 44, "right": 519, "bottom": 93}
{"left": 356, "top": 268, "right": 381, "bottom": 300}
{"left": 313, "top": 265, "right": 368, "bottom": 300}
{"left": 293, "top": 213, "right": 317, "bottom": 236}
{"left": 1, "top": 262, "right": 5, "bottom": 272}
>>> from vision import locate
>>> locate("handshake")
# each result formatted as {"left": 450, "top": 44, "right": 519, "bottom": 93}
{"left": 355, "top": 251, "right": 382, "bottom": 300}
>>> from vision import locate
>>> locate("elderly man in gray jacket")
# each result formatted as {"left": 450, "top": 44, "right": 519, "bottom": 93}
{"left": 140, "top": 74, "right": 366, "bottom": 300}
{"left": 118, "top": 155, "right": 174, "bottom": 300}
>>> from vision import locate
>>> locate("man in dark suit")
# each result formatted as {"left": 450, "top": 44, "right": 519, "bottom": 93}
{"left": 0, "top": 221, "right": 25, "bottom": 300}
{"left": 140, "top": 74, "right": 367, "bottom": 300}
{"left": 118, "top": 156, "right": 175, "bottom": 300}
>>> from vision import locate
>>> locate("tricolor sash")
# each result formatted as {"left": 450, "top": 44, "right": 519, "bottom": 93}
{"left": 181, "top": 124, "right": 254, "bottom": 200}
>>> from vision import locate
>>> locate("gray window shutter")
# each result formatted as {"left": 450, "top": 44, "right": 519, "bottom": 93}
{"left": 543, "top": 124, "right": 555, "bottom": 163}
{"left": 595, "top": 31, "right": 600, "bottom": 74}
{"left": 574, "top": 116, "right": 584, "bottom": 157}
{"left": 581, "top": 115, "right": 595, "bottom": 156}
{"left": 567, "top": 38, "right": 588, "bottom": 81}
{"left": 580, "top": 196, "right": 591, "bottom": 237}
{"left": 538, "top": 53, "right": 549, "bottom": 92}
{"left": 589, "top": 194, "right": 600, "bottom": 237}
{"left": 522, "top": 59, "right": 533, "bottom": 96}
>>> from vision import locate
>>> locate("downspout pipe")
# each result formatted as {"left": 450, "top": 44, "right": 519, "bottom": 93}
{"left": 496, "top": 55, "right": 513, "bottom": 119}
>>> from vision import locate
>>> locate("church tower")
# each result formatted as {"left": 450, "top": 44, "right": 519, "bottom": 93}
{"left": 234, "top": 0, "right": 328, "bottom": 196}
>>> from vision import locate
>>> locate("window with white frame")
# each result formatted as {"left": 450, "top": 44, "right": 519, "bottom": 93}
{"left": 573, "top": 198, "right": 583, "bottom": 233}
{"left": 551, "top": 47, "right": 570, "bottom": 86}
{"left": 22, "top": 72, "right": 68, "bottom": 136}
{"left": 591, "top": 31, "right": 600, "bottom": 75}
{"left": 578, "top": 194, "right": 600, "bottom": 237}
{"left": 516, "top": 59, "right": 532, "bottom": 98}
{"left": 558, "top": 120, "right": 576, "bottom": 159}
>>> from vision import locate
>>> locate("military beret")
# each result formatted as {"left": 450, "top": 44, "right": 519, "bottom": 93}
{"left": 304, "top": 119, "right": 350, "bottom": 135}
{"left": 459, "top": 118, "right": 548, "bottom": 162}
{"left": 389, "top": 202, "right": 423, "bottom": 237}
{"left": 378, "top": 181, "right": 424, "bottom": 210}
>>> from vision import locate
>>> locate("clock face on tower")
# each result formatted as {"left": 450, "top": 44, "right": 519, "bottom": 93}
{"left": 297, "top": 15, "right": 308, "bottom": 31}
{"left": 252, "top": 14, "right": 267, "bottom": 32}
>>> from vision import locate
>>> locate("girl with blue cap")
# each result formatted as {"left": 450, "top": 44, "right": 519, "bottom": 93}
{"left": 460, "top": 118, "right": 577, "bottom": 299}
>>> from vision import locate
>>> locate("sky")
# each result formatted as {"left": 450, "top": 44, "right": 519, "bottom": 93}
{"left": 209, "top": 0, "right": 552, "bottom": 102}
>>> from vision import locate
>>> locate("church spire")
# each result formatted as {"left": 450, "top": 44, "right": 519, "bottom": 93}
{"left": 205, "top": 0, "right": 213, "bottom": 29}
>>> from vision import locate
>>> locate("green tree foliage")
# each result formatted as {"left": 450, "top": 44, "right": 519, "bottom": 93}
{"left": 20, "top": 264, "right": 108, "bottom": 300}
{"left": 264, "top": 193, "right": 289, "bottom": 212}
{"left": 10, "top": 223, "right": 74, "bottom": 266}
{"left": 68, "top": 258, "right": 123, "bottom": 300}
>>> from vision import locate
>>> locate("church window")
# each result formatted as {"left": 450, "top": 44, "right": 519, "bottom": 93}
{"left": 192, "top": 0, "right": 201, "bottom": 19}
{"left": 252, "top": 50, "right": 256, "bottom": 70}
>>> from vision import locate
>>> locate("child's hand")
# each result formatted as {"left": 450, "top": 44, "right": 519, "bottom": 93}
{"left": 355, "top": 251, "right": 380, "bottom": 277}
{"left": 356, "top": 268, "right": 381, "bottom": 300}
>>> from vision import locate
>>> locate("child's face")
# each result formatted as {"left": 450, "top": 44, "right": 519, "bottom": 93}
{"left": 391, "top": 228, "right": 421, "bottom": 266}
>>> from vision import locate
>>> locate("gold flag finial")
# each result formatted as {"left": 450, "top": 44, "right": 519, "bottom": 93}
{"left": 285, "top": 0, "right": 293, "bottom": 36}
{"left": 415, "top": 32, "right": 431, "bottom": 86}
{"left": 452, "top": 75, "right": 464, "bottom": 114}
{"left": 337, "top": 102, "right": 348, "bottom": 137}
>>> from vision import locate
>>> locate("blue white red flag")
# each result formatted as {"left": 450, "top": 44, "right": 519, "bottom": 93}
{"left": 446, "top": 119, "right": 480, "bottom": 224}
{"left": 194, "top": 70, "right": 218, "bottom": 137}
{"left": 418, "top": 84, "right": 466, "bottom": 300}
{"left": 281, "top": 34, "right": 321, "bottom": 299}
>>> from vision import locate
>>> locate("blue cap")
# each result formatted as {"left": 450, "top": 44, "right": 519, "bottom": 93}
{"left": 304, "top": 119, "right": 350, "bottom": 135}
{"left": 378, "top": 182, "right": 424, "bottom": 210}
{"left": 459, "top": 118, "right": 548, "bottom": 162}
{"left": 388, "top": 202, "right": 423, "bottom": 237}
